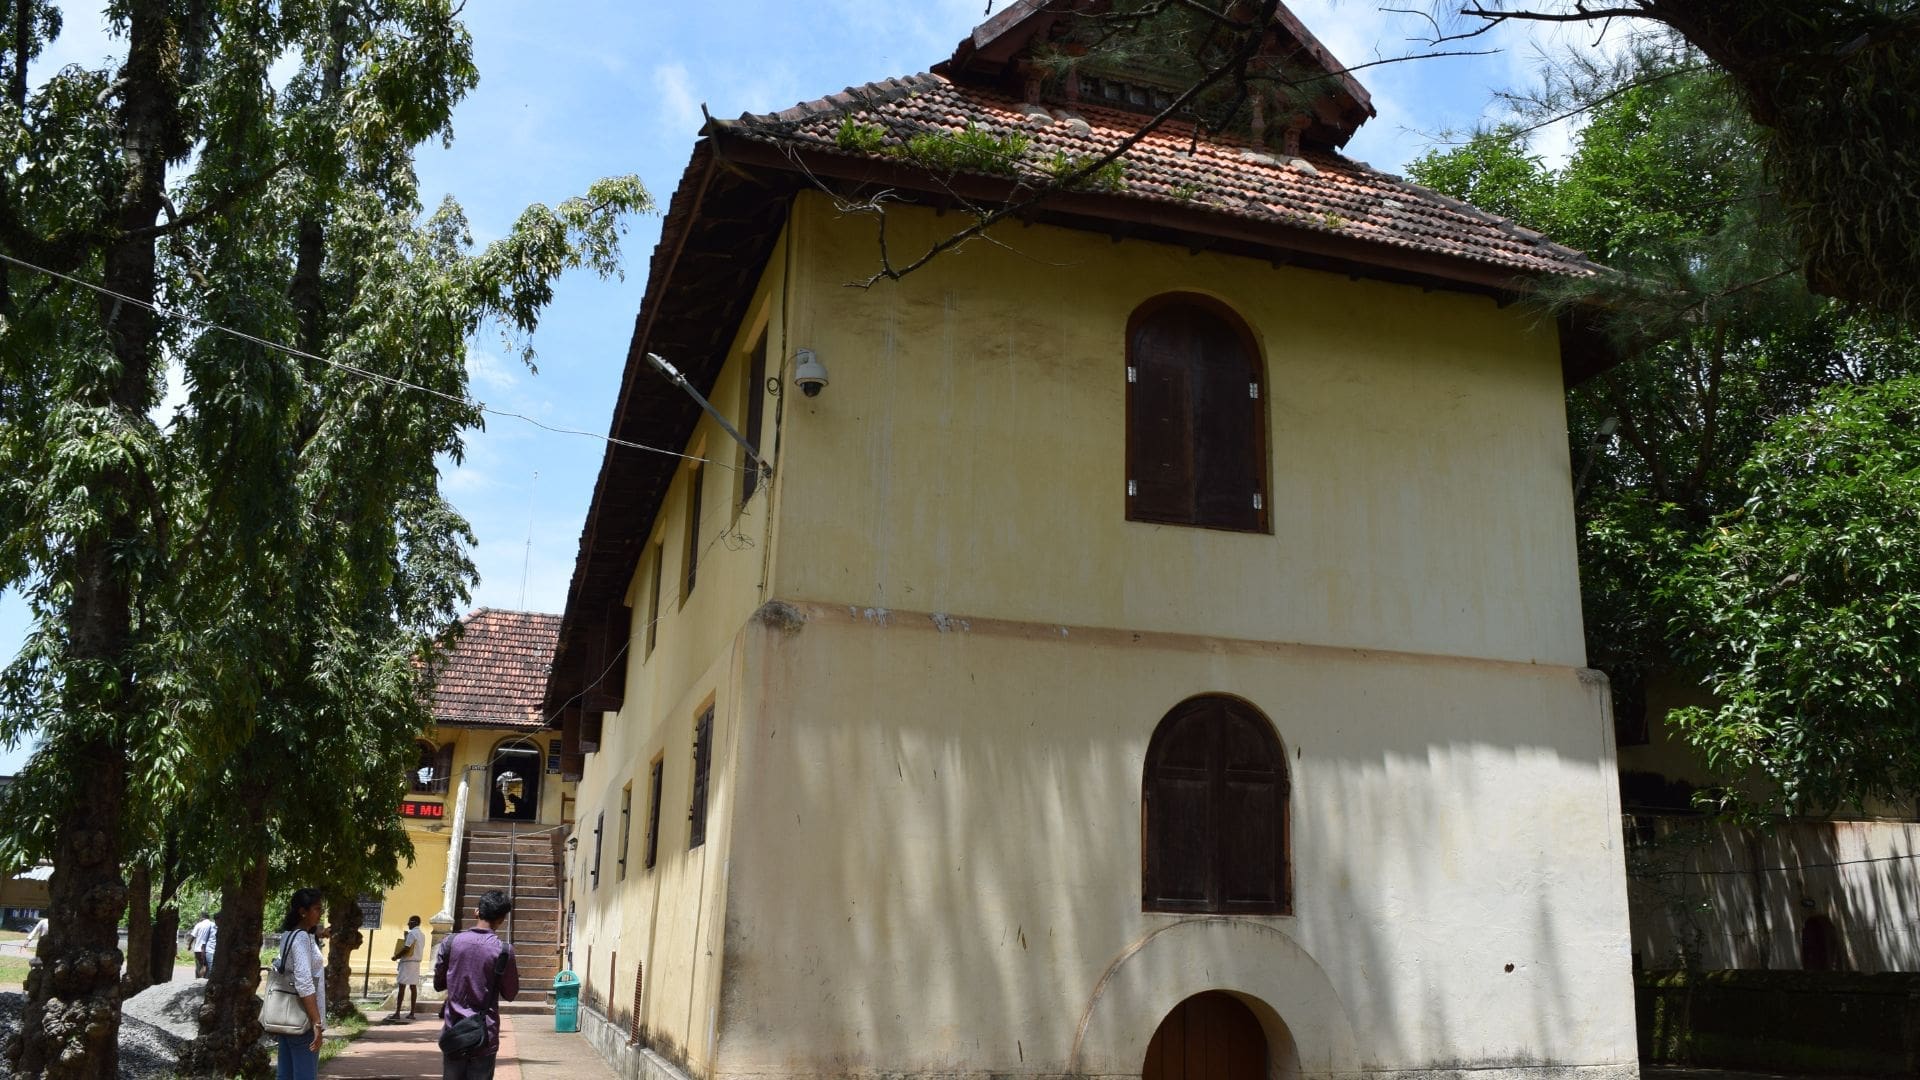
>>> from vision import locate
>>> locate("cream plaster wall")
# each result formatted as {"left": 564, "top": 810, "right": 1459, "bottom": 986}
{"left": 710, "top": 609, "right": 1635, "bottom": 1079}
{"left": 565, "top": 195, "right": 1637, "bottom": 1078}
{"left": 770, "top": 191, "right": 1585, "bottom": 669}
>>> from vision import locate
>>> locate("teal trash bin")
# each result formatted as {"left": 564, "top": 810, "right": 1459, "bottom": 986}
{"left": 552, "top": 970, "right": 581, "bottom": 1033}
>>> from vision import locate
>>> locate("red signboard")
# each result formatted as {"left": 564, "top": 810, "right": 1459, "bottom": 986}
{"left": 400, "top": 800, "right": 445, "bottom": 819}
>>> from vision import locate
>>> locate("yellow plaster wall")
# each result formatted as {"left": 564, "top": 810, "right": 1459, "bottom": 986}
{"left": 770, "top": 190, "right": 1586, "bottom": 669}
{"left": 567, "top": 231, "right": 790, "bottom": 1069}
{"left": 365, "top": 724, "right": 574, "bottom": 972}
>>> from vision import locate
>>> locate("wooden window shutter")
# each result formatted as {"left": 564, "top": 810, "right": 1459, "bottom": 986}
{"left": 689, "top": 706, "right": 714, "bottom": 849}
{"left": 1126, "top": 297, "right": 1269, "bottom": 532}
{"left": 1128, "top": 319, "right": 1198, "bottom": 523}
{"left": 1143, "top": 696, "right": 1289, "bottom": 915}
{"left": 682, "top": 463, "right": 704, "bottom": 603}
{"left": 644, "top": 758, "right": 664, "bottom": 869}
{"left": 591, "top": 810, "right": 604, "bottom": 889}
{"left": 740, "top": 334, "right": 768, "bottom": 504}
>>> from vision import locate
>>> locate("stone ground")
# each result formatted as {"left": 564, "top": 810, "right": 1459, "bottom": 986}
{"left": 322, "top": 1006, "right": 611, "bottom": 1080}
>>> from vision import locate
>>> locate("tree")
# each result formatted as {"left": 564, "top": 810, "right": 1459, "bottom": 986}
{"left": 1410, "top": 58, "right": 1920, "bottom": 812}
{"left": 1451, "top": 1, "right": 1920, "bottom": 322}
{"left": 1666, "top": 377, "right": 1920, "bottom": 811}
{"left": 0, "top": 3, "right": 649, "bottom": 1076}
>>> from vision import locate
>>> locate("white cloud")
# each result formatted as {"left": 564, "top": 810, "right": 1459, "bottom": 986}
{"left": 652, "top": 63, "right": 703, "bottom": 138}
{"left": 466, "top": 348, "right": 520, "bottom": 394}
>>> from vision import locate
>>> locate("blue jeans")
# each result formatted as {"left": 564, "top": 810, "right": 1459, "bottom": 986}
{"left": 276, "top": 1033, "right": 319, "bottom": 1080}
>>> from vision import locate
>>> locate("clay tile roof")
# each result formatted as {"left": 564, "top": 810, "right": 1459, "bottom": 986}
{"left": 430, "top": 608, "right": 561, "bottom": 731}
{"left": 718, "top": 73, "right": 1599, "bottom": 280}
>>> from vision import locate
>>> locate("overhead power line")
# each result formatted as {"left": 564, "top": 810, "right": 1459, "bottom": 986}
{"left": 0, "top": 251, "right": 733, "bottom": 471}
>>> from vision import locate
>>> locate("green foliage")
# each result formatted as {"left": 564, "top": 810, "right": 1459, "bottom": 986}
{"left": 1668, "top": 378, "right": 1920, "bottom": 811}
{"left": 0, "top": 4, "right": 649, "bottom": 1072}
{"left": 894, "top": 123, "right": 1030, "bottom": 176}
{"left": 1414, "top": 57, "right": 1920, "bottom": 812}
{"left": 1042, "top": 152, "right": 1127, "bottom": 192}
{"left": 1407, "top": 126, "right": 1555, "bottom": 230}
{"left": 834, "top": 117, "right": 886, "bottom": 154}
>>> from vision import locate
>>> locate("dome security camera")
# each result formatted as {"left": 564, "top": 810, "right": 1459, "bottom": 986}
{"left": 793, "top": 349, "right": 829, "bottom": 397}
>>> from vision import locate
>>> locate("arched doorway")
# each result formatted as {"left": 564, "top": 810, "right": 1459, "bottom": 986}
{"left": 1801, "top": 914, "right": 1838, "bottom": 971}
{"left": 1143, "top": 991, "right": 1267, "bottom": 1080}
{"left": 488, "top": 739, "right": 543, "bottom": 823}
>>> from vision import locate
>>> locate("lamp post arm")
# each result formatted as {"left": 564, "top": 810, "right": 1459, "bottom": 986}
{"left": 646, "top": 352, "right": 771, "bottom": 479}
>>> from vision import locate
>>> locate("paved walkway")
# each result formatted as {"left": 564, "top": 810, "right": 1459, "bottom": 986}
{"left": 322, "top": 1012, "right": 610, "bottom": 1080}
{"left": 1643, "top": 1060, "right": 1896, "bottom": 1068}
{"left": 1646, "top": 1070, "right": 1886, "bottom": 1080}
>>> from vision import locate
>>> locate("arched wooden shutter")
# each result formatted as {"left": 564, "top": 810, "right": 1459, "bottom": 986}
{"left": 1127, "top": 298, "right": 1268, "bottom": 532}
{"left": 1143, "top": 696, "right": 1289, "bottom": 914}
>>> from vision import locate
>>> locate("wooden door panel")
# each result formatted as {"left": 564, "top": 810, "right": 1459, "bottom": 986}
{"left": 1142, "top": 992, "right": 1267, "bottom": 1080}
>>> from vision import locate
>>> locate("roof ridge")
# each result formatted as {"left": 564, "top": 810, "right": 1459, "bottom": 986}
{"left": 729, "top": 72, "right": 946, "bottom": 133}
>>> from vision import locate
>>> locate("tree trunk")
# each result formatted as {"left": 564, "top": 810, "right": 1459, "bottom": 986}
{"left": 184, "top": 857, "right": 271, "bottom": 1079}
{"left": 4, "top": 740, "right": 129, "bottom": 1080}
{"left": 323, "top": 892, "right": 364, "bottom": 1019}
{"left": 122, "top": 867, "right": 153, "bottom": 997}
{"left": 148, "top": 905, "right": 180, "bottom": 986}
{"left": 9, "top": 3, "right": 178, "bottom": 1076}
{"left": 148, "top": 832, "right": 182, "bottom": 984}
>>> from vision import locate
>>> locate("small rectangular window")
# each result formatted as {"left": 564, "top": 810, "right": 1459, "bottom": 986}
{"left": 617, "top": 782, "right": 633, "bottom": 880}
{"left": 644, "top": 542, "right": 663, "bottom": 659}
{"left": 681, "top": 463, "right": 704, "bottom": 605}
{"left": 689, "top": 706, "right": 714, "bottom": 849}
{"left": 591, "top": 810, "right": 605, "bottom": 890}
{"left": 644, "top": 757, "right": 664, "bottom": 870}
{"left": 740, "top": 333, "right": 768, "bottom": 505}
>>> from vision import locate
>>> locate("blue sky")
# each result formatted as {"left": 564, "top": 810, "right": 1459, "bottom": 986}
{"left": 0, "top": 1, "right": 1629, "bottom": 773}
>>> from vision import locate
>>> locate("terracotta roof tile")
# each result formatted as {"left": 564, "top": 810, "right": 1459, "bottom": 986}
{"left": 722, "top": 73, "right": 1599, "bottom": 280}
{"left": 430, "top": 608, "right": 560, "bottom": 731}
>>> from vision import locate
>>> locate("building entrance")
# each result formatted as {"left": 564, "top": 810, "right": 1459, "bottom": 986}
{"left": 487, "top": 740, "right": 543, "bottom": 822}
{"left": 1142, "top": 991, "right": 1267, "bottom": 1080}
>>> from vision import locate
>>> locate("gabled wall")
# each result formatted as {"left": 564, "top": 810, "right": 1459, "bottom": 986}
{"left": 565, "top": 191, "right": 1636, "bottom": 1079}
{"left": 767, "top": 189, "right": 1585, "bottom": 668}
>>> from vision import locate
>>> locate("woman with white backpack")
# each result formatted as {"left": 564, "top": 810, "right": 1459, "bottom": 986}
{"left": 261, "top": 888, "right": 328, "bottom": 1080}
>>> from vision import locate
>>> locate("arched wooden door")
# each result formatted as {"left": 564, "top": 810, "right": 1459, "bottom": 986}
{"left": 1143, "top": 991, "right": 1267, "bottom": 1080}
{"left": 488, "top": 739, "right": 543, "bottom": 822}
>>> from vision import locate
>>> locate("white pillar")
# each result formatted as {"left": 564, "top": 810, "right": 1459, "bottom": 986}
{"left": 431, "top": 767, "right": 475, "bottom": 938}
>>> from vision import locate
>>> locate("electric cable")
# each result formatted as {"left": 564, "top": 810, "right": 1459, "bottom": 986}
{"left": 0, "top": 250, "right": 736, "bottom": 471}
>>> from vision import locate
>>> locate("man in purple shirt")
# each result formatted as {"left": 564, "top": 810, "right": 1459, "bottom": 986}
{"left": 433, "top": 889, "right": 520, "bottom": 1080}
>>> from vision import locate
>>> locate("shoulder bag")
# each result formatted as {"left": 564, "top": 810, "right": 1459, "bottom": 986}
{"left": 438, "top": 942, "right": 512, "bottom": 1059}
{"left": 261, "top": 931, "right": 314, "bottom": 1036}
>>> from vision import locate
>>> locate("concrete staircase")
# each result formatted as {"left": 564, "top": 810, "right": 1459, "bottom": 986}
{"left": 457, "top": 824, "right": 567, "bottom": 992}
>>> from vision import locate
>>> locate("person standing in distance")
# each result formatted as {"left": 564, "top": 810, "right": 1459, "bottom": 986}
{"left": 274, "top": 889, "right": 328, "bottom": 1080}
{"left": 22, "top": 915, "right": 48, "bottom": 954}
{"left": 434, "top": 890, "right": 519, "bottom": 1080}
{"left": 189, "top": 911, "right": 215, "bottom": 977}
{"left": 388, "top": 914, "right": 426, "bottom": 1021}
